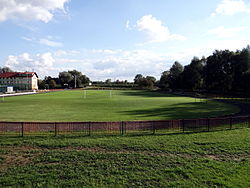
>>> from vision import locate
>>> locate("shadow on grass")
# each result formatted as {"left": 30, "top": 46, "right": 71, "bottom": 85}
{"left": 119, "top": 102, "right": 232, "bottom": 120}
{"left": 119, "top": 90, "right": 178, "bottom": 98}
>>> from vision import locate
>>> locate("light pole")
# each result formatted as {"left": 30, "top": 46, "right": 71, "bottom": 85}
{"left": 74, "top": 75, "right": 77, "bottom": 89}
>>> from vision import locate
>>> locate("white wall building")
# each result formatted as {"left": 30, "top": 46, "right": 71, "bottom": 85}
{"left": 0, "top": 72, "right": 38, "bottom": 90}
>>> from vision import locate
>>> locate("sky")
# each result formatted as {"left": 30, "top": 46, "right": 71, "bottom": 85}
{"left": 1, "top": 0, "right": 250, "bottom": 81}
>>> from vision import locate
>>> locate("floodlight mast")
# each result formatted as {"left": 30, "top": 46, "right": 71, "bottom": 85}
{"left": 74, "top": 75, "right": 77, "bottom": 89}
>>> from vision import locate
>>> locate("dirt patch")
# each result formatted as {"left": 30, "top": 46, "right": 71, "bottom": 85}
{"left": 0, "top": 145, "right": 196, "bottom": 169}
{"left": 0, "top": 146, "right": 41, "bottom": 171}
{"left": 206, "top": 154, "right": 249, "bottom": 162}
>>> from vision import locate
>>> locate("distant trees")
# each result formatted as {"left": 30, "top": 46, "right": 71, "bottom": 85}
{"left": 134, "top": 74, "right": 156, "bottom": 89}
{"left": 159, "top": 46, "right": 250, "bottom": 93}
{"left": 49, "top": 80, "right": 57, "bottom": 89}
{"left": 59, "top": 70, "right": 90, "bottom": 88}
{"left": 181, "top": 57, "right": 204, "bottom": 90}
{"left": 38, "top": 70, "right": 90, "bottom": 89}
{"left": 158, "top": 62, "right": 183, "bottom": 90}
{"left": 0, "top": 67, "right": 13, "bottom": 73}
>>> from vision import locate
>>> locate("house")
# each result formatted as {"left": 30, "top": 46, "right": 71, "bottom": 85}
{"left": 0, "top": 72, "right": 38, "bottom": 91}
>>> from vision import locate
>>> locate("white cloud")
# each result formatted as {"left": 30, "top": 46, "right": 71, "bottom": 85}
{"left": 207, "top": 26, "right": 247, "bottom": 38}
{"left": 91, "top": 49, "right": 121, "bottom": 55}
{"left": 136, "top": 15, "right": 186, "bottom": 43}
{"left": 39, "top": 38, "right": 63, "bottom": 47}
{"left": 211, "top": 0, "right": 250, "bottom": 16}
{"left": 21, "top": 36, "right": 33, "bottom": 42}
{"left": 21, "top": 36, "right": 63, "bottom": 47}
{"left": 0, "top": 0, "right": 69, "bottom": 23}
{"left": 126, "top": 20, "right": 132, "bottom": 30}
{"left": 6, "top": 38, "right": 250, "bottom": 81}
{"left": 56, "top": 49, "right": 171, "bottom": 81}
{"left": 5, "top": 52, "right": 56, "bottom": 77}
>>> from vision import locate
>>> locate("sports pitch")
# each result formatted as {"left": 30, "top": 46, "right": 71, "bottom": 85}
{"left": 0, "top": 90, "right": 239, "bottom": 122}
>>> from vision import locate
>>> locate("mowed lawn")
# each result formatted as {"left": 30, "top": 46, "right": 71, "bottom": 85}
{"left": 0, "top": 90, "right": 239, "bottom": 122}
{"left": 0, "top": 129, "right": 249, "bottom": 187}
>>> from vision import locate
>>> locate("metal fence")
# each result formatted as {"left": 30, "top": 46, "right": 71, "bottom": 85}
{"left": 0, "top": 116, "right": 249, "bottom": 136}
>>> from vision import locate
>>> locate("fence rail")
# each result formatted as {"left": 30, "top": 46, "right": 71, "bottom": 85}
{"left": 0, "top": 115, "right": 249, "bottom": 136}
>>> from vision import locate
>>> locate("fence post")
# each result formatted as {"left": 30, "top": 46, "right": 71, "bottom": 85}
{"left": 21, "top": 122, "right": 24, "bottom": 137}
{"left": 207, "top": 118, "right": 210, "bottom": 132}
{"left": 248, "top": 116, "right": 250, "bottom": 128}
{"left": 120, "top": 121, "right": 123, "bottom": 135}
{"left": 88, "top": 122, "right": 91, "bottom": 136}
{"left": 230, "top": 116, "right": 233, "bottom": 130}
{"left": 124, "top": 121, "right": 126, "bottom": 135}
{"left": 182, "top": 119, "right": 185, "bottom": 133}
{"left": 152, "top": 121, "right": 155, "bottom": 135}
{"left": 54, "top": 122, "right": 57, "bottom": 137}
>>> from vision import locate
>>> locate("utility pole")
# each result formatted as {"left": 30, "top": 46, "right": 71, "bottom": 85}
{"left": 74, "top": 75, "right": 77, "bottom": 89}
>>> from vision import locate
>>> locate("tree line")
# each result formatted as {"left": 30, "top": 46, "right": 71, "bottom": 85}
{"left": 159, "top": 46, "right": 250, "bottom": 93}
{"left": 38, "top": 70, "right": 90, "bottom": 89}
{"left": 134, "top": 46, "right": 250, "bottom": 93}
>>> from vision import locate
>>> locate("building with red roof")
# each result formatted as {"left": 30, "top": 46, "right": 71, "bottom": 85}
{"left": 0, "top": 72, "right": 38, "bottom": 91}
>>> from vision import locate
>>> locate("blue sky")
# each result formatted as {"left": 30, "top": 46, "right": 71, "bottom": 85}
{"left": 1, "top": 0, "right": 250, "bottom": 81}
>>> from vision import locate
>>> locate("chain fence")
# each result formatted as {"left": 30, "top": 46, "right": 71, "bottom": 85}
{"left": 0, "top": 115, "right": 249, "bottom": 136}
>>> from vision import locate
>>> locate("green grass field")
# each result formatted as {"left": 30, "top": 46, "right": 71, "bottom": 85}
{"left": 0, "top": 90, "right": 239, "bottom": 122}
{"left": 0, "top": 129, "right": 249, "bottom": 187}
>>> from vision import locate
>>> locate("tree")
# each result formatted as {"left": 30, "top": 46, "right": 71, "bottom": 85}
{"left": 38, "top": 79, "right": 46, "bottom": 89}
{"left": 146, "top": 76, "right": 156, "bottom": 84}
{"left": 232, "top": 46, "right": 250, "bottom": 91}
{"left": 79, "top": 75, "right": 90, "bottom": 86}
{"left": 68, "top": 70, "right": 90, "bottom": 88}
{"left": 138, "top": 77, "right": 153, "bottom": 88}
{"left": 105, "top": 79, "right": 111, "bottom": 84}
{"left": 134, "top": 74, "right": 143, "bottom": 84}
{"left": 59, "top": 71, "right": 73, "bottom": 87}
{"left": 133, "top": 74, "right": 155, "bottom": 89}
{"left": 49, "top": 80, "right": 57, "bottom": 89}
{"left": 168, "top": 61, "right": 184, "bottom": 89}
{"left": 159, "top": 71, "right": 171, "bottom": 89}
{"left": 0, "top": 67, "right": 13, "bottom": 73}
{"left": 204, "top": 50, "right": 235, "bottom": 92}
{"left": 181, "top": 57, "right": 204, "bottom": 90}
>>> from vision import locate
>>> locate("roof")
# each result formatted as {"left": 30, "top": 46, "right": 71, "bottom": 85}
{"left": 0, "top": 72, "right": 38, "bottom": 78}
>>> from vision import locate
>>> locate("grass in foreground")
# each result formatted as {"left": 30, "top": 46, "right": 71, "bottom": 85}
{"left": 0, "top": 129, "right": 249, "bottom": 187}
{"left": 0, "top": 90, "right": 239, "bottom": 122}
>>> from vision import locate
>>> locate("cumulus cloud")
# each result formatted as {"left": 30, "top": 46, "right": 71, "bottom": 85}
{"left": 55, "top": 49, "right": 171, "bottom": 81}
{"left": 0, "top": 0, "right": 69, "bottom": 23}
{"left": 136, "top": 15, "right": 186, "bottom": 43}
{"left": 3, "top": 48, "right": 203, "bottom": 81}
{"left": 211, "top": 0, "right": 250, "bottom": 16}
{"left": 207, "top": 26, "right": 247, "bottom": 38}
{"left": 5, "top": 52, "right": 56, "bottom": 77}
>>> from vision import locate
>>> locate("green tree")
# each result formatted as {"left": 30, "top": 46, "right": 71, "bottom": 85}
{"left": 168, "top": 61, "right": 184, "bottom": 89}
{"left": 49, "top": 80, "right": 57, "bottom": 89}
{"left": 38, "top": 79, "right": 46, "bottom": 89}
{"left": 159, "top": 71, "right": 170, "bottom": 89}
{"left": 232, "top": 46, "right": 250, "bottom": 91}
{"left": 204, "top": 50, "right": 235, "bottom": 92}
{"left": 59, "top": 71, "right": 73, "bottom": 87}
{"left": 105, "top": 79, "right": 112, "bottom": 84}
{"left": 181, "top": 57, "right": 204, "bottom": 90}
{"left": 0, "top": 67, "right": 13, "bottom": 73}
{"left": 134, "top": 74, "right": 143, "bottom": 84}
{"left": 146, "top": 76, "right": 156, "bottom": 84}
